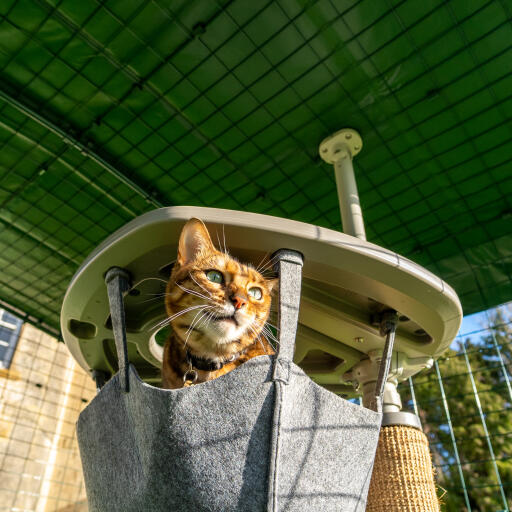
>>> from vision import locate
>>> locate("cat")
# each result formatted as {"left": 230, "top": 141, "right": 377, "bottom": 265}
{"left": 161, "top": 218, "right": 276, "bottom": 389}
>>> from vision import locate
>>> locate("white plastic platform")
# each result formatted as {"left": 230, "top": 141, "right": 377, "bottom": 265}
{"left": 60, "top": 207, "right": 462, "bottom": 392}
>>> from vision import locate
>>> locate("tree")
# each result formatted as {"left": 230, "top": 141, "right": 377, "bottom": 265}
{"left": 408, "top": 306, "right": 512, "bottom": 511}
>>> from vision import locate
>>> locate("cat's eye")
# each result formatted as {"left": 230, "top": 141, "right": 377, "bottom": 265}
{"left": 205, "top": 270, "right": 223, "bottom": 284}
{"left": 248, "top": 287, "right": 263, "bottom": 300}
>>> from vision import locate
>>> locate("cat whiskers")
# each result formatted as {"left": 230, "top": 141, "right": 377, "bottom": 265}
{"left": 137, "top": 292, "right": 173, "bottom": 304}
{"left": 253, "top": 319, "right": 279, "bottom": 351}
{"left": 222, "top": 224, "right": 228, "bottom": 254}
{"left": 140, "top": 277, "right": 169, "bottom": 284}
{"left": 214, "top": 225, "right": 229, "bottom": 255}
{"left": 255, "top": 252, "right": 281, "bottom": 275}
{"left": 264, "top": 321, "right": 280, "bottom": 332}
{"left": 261, "top": 322, "right": 279, "bottom": 341}
{"left": 247, "top": 324, "right": 269, "bottom": 355}
{"left": 149, "top": 304, "right": 212, "bottom": 331}
{"left": 215, "top": 231, "right": 222, "bottom": 253}
{"left": 197, "top": 310, "right": 216, "bottom": 337}
{"left": 176, "top": 283, "right": 214, "bottom": 303}
{"left": 183, "top": 307, "right": 215, "bottom": 348}
{"left": 255, "top": 251, "right": 271, "bottom": 273}
{"left": 236, "top": 311, "right": 277, "bottom": 353}
{"left": 262, "top": 330, "right": 278, "bottom": 352}
{"left": 201, "top": 309, "right": 217, "bottom": 328}
{"left": 256, "top": 256, "right": 277, "bottom": 274}
{"left": 188, "top": 272, "right": 213, "bottom": 298}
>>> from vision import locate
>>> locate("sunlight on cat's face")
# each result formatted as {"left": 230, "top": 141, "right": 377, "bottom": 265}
{"left": 164, "top": 219, "right": 276, "bottom": 356}
{"left": 184, "top": 253, "right": 269, "bottom": 345}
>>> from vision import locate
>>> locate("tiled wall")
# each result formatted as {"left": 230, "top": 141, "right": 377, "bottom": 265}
{"left": 0, "top": 324, "right": 95, "bottom": 512}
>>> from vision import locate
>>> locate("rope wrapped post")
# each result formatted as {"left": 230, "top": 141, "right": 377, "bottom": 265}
{"left": 368, "top": 317, "right": 439, "bottom": 511}
{"left": 366, "top": 423, "right": 439, "bottom": 512}
{"left": 346, "top": 312, "right": 440, "bottom": 511}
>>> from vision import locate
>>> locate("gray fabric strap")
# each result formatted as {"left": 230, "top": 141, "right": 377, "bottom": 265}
{"left": 271, "top": 249, "right": 304, "bottom": 381}
{"left": 267, "top": 249, "right": 304, "bottom": 512}
{"left": 105, "top": 267, "right": 131, "bottom": 392}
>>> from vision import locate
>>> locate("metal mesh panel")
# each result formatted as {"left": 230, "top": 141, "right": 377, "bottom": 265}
{"left": 0, "top": 0, "right": 510, "bottom": 333}
{"left": 403, "top": 301, "right": 512, "bottom": 511}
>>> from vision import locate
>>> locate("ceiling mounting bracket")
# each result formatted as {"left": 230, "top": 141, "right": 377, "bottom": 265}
{"left": 319, "top": 128, "right": 366, "bottom": 240}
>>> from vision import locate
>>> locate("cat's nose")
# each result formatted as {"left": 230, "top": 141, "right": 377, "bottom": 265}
{"left": 231, "top": 295, "right": 247, "bottom": 310}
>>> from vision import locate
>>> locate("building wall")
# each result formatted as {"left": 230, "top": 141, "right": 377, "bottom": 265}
{"left": 0, "top": 323, "right": 95, "bottom": 512}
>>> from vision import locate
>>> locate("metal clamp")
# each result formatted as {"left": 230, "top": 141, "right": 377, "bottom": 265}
{"left": 382, "top": 411, "right": 422, "bottom": 430}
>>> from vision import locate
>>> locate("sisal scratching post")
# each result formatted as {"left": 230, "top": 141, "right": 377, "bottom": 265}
{"left": 366, "top": 425, "right": 439, "bottom": 512}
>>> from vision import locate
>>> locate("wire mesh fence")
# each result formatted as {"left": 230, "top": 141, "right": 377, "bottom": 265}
{"left": 0, "top": 2, "right": 511, "bottom": 510}
{"left": 0, "top": 0, "right": 511, "bottom": 335}
{"left": 1, "top": 302, "right": 511, "bottom": 511}
{"left": 401, "top": 302, "right": 512, "bottom": 511}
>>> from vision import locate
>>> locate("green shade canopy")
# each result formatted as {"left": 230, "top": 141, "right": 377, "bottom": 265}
{"left": 0, "top": 0, "right": 510, "bottom": 336}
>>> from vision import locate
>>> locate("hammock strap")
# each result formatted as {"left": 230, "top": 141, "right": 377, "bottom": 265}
{"left": 105, "top": 267, "right": 131, "bottom": 393}
{"left": 271, "top": 249, "right": 304, "bottom": 380}
{"left": 267, "top": 249, "right": 304, "bottom": 512}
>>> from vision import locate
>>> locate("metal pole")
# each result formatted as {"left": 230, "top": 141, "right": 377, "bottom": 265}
{"left": 461, "top": 342, "right": 509, "bottom": 511}
{"left": 408, "top": 377, "right": 420, "bottom": 417}
{"left": 371, "top": 311, "right": 398, "bottom": 413}
{"left": 334, "top": 154, "right": 366, "bottom": 240}
{"left": 435, "top": 360, "right": 472, "bottom": 511}
{"left": 319, "top": 128, "right": 366, "bottom": 240}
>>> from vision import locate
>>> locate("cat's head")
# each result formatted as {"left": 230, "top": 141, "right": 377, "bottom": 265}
{"left": 165, "top": 218, "right": 276, "bottom": 358}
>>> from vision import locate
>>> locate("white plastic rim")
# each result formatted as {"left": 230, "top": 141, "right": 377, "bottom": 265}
{"left": 60, "top": 206, "right": 462, "bottom": 387}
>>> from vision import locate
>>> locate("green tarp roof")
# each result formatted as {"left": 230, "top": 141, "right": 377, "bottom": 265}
{"left": 0, "top": 0, "right": 511, "bottom": 336}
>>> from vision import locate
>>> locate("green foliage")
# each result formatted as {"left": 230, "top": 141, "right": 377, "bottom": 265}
{"left": 405, "top": 308, "right": 512, "bottom": 511}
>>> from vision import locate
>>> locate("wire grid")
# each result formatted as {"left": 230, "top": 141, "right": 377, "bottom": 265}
{"left": 0, "top": 319, "right": 95, "bottom": 512}
{"left": 0, "top": 0, "right": 511, "bottom": 332}
{"left": 403, "top": 301, "right": 512, "bottom": 512}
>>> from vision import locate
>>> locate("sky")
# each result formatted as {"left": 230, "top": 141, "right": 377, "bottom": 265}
{"left": 451, "top": 301, "right": 512, "bottom": 349}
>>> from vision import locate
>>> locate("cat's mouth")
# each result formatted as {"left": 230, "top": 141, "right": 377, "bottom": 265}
{"left": 212, "top": 313, "right": 239, "bottom": 326}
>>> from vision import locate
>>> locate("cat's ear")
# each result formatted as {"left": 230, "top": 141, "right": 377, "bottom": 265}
{"left": 266, "top": 278, "right": 278, "bottom": 293}
{"left": 177, "top": 218, "right": 216, "bottom": 266}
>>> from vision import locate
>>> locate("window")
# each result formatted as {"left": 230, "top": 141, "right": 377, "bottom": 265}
{"left": 0, "top": 309, "right": 23, "bottom": 369}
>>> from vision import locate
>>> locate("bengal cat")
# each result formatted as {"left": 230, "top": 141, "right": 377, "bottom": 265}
{"left": 161, "top": 218, "right": 276, "bottom": 389}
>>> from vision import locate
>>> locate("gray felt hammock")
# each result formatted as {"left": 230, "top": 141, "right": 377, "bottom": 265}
{"left": 76, "top": 249, "right": 382, "bottom": 512}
